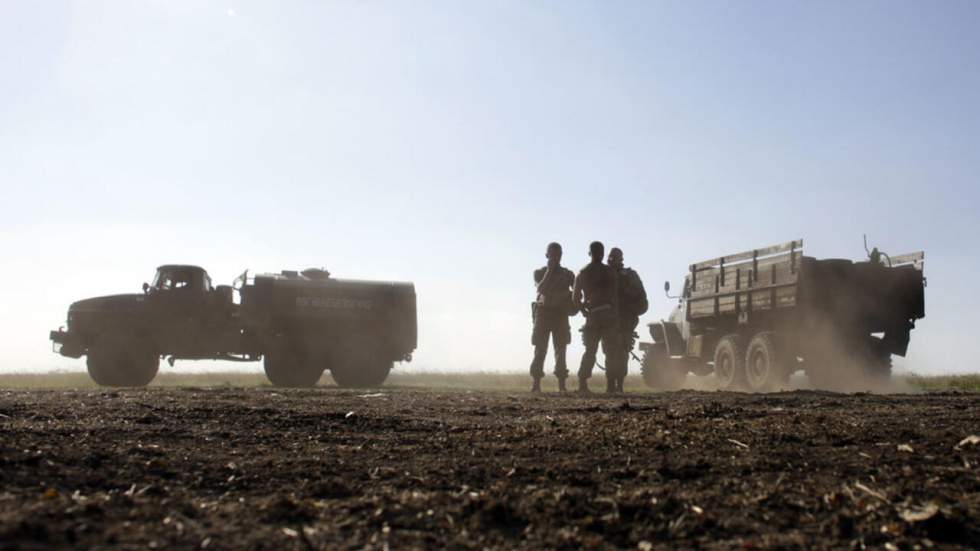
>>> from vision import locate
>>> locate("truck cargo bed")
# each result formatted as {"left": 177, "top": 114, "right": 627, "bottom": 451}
{"left": 687, "top": 239, "right": 803, "bottom": 320}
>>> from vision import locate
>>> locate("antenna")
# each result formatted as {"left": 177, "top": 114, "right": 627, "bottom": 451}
{"left": 862, "top": 235, "right": 892, "bottom": 267}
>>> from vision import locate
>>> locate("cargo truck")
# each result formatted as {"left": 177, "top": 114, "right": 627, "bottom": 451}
{"left": 50, "top": 265, "right": 417, "bottom": 388}
{"left": 639, "top": 240, "right": 925, "bottom": 391}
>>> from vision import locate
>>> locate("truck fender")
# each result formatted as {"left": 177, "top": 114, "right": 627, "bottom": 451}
{"left": 646, "top": 320, "right": 686, "bottom": 358}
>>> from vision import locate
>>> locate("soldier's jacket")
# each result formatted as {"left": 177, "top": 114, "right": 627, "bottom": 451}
{"left": 616, "top": 266, "right": 648, "bottom": 318}
{"left": 574, "top": 262, "right": 618, "bottom": 313}
{"left": 533, "top": 265, "right": 575, "bottom": 313}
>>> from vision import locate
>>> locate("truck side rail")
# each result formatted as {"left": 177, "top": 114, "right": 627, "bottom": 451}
{"left": 888, "top": 251, "right": 924, "bottom": 270}
{"left": 687, "top": 239, "right": 803, "bottom": 320}
{"left": 690, "top": 239, "right": 803, "bottom": 272}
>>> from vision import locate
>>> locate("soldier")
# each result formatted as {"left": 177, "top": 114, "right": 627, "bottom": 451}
{"left": 529, "top": 242, "right": 576, "bottom": 393}
{"left": 573, "top": 241, "right": 622, "bottom": 394}
{"left": 607, "top": 247, "right": 648, "bottom": 393}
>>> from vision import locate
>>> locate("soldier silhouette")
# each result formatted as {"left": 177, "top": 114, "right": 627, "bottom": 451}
{"left": 606, "top": 247, "right": 648, "bottom": 393}
{"left": 529, "top": 242, "right": 576, "bottom": 393}
{"left": 573, "top": 241, "right": 623, "bottom": 394}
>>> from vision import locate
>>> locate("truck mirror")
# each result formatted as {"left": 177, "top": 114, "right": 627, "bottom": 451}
{"left": 142, "top": 282, "right": 150, "bottom": 294}
{"left": 664, "top": 281, "right": 671, "bottom": 293}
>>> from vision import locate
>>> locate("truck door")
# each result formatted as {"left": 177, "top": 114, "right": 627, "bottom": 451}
{"left": 149, "top": 267, "right": 210, "bottom": 353}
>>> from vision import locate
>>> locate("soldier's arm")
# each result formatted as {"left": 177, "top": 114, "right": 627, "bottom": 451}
{"left": 572, "top": 272, "right": 584, "bottom": 308}
{"left": 533, "top": 268, "right": 545, "bottom": 286}
{"left": 633, "top": 271, "right": 647, "bottom": 300}
{"left": 535, "top": 266, "right": 556, "bottom": 293}
{"left": 610, "top": 266, "right": 621, "bottom": 310}
{"left": 632, "top": 270, "right": 649, "bottom": 314}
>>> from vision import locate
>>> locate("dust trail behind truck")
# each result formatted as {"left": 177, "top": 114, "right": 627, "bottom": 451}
{"left": 639, "top": 239, "right": 925, "bottom": 391}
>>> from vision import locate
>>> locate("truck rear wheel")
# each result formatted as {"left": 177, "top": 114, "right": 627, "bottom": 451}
{"left": 86, "top": 334, "right": 159, "bottom": 387}
{"left": 330, "top": 360, "right": 392, "bottom": 388}
{"left": 745, "top": 332, "right": 788, "bottom": 392}
{"left": 806, "top": 341, "right": 892, "bottom": 391}
{"left": 713, "top": 335, "right": 747, "bottom": 390}
{"left": 263, "top": 337, "right": 324, "bottom": 388}
{"left": 640, "top": 343, "right": 686, "bottom": 390}
{"left": 329, "top": 340, "right": 392, "bottom": 387}
{"left": 863, "top": 351, "right": 892, "bottom": 384}
{"left": 805, "top": 351, "right": 846, "bottom": 390}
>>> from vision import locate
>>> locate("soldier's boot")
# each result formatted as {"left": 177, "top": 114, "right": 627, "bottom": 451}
{"left": 577, "top": 378, "right": 590, "bottom": 395}
{"left": 557, "top": 377, "right": 567, "bottom": 393}
{"left": 531, "top": 377, "right": 542, "bottom": 393}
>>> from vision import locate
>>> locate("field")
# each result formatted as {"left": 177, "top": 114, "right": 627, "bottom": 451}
{"left": 1, "top": 372, "right": 979, "bottom": 549}
{"left": 2, "top": 370, "right": 980, "bottom": 392}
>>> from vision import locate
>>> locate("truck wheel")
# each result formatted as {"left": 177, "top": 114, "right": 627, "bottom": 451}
{"left": 805, "top": 352, "right": 844, "bottom": 391}
{"left": 807, "top": 345, "right": 892, "bottom": 391}
{"left": 713, "top": 335, "right": 747, "bottom": 390}
{"left": 864, "top": 353, "right": 892, "bottom": 381}
{"left": 330, "top": 361, "right": 392, "bottom": 388}
{"left": 640, "top": 343, "right": 686, "bottom": 390}
{"left": 330, "top": 357, "right": 392, "bottom": 388}
{"left": 86, "top": 334, "right": 159, "bottom": 387}
{"left": 745, "top": 332, "right": 788, "bottom": 392}
{"left": 858, "top": 344, "right": 893, "bottom": 388}
{"left": 329, "top": 336, "right": 394, "bottom": 388}
{"left": 263, "top": 338, "right": 324, "bottom": 388}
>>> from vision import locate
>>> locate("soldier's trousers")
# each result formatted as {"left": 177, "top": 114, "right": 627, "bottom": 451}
{"left": 530, "top": 307, "right": 571, "bottom": 379}
{"left": 607, "top": 315, "right": 640, "bottom": 382}
{"left": 577, "top": 308, "right": 623, "bottom": 380}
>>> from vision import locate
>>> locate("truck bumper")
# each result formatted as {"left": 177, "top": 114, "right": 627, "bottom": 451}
{"left": 49, "top": 329, "right": 84, "bottom": 358}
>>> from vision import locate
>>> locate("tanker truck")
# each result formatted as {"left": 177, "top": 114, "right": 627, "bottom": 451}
{"left": 49, "top": 265, "right": 417, "bottom": 388}
{"left": 639, "top": 239, "right": 925, "bottom": 391}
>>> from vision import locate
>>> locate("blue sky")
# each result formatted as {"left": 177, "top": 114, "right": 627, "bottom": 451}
{"left": 1, "top": 1, "right": 977, "bottom": 373}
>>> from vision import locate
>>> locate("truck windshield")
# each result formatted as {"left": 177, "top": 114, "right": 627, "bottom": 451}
{"left": 152, "top": 269, "right": 194, "bottom": 291}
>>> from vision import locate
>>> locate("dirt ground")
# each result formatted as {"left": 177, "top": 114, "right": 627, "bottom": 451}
{"left": 1, "top": 385, "right": 978, "bottom": 550}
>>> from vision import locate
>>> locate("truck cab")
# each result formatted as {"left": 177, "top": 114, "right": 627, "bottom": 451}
{"left": 49, "top": 264, "right": 240, "bottom": 386}
{"left": 147, "top": 265, "right": 235, "bottom": 318}
{"left": 146, "top": 265, "right": 210, "bottom": 307}
{"left": 149, "top": 265, "right": 210, "bottom": 294}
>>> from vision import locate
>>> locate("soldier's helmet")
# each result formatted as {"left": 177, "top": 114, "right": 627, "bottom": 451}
{"left": 609, "top": 247, "right": 624, "bottom": 268}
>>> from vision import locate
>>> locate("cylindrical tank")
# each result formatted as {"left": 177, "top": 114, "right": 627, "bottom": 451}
{"left": 240, "top": 270, "right": 417, "bottom": 360}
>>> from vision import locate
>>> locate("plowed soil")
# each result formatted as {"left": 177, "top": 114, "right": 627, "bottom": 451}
{"left": 1, "top": 387, "right": 978, "bottom": 550}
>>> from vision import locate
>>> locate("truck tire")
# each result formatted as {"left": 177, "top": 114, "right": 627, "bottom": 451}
{"left": 857, "top": 343, "right": 892, "bottom": 388}
{"left": 86, "top": 334, "right": 159, "bottom": 387}
{"left": 713, "top": 334, "right": 747, "bottom": 390}
{"left": 263, "top": 337, "right": 324, "bottom": 388}
{"left": 329, "top": 336, "right": 393, "bottom": 388}
{"left": 805, "top": 351, "right": 845, "bottom": 391}
{"left": 745, "top": 332, "right": 788, "bottom": 392}
{"left": 330, "top": 360, "right": 392, "bottom": 388}
{"left": 863, "top": 352, "right": 892, "bottom": 382}
{"left": 640, "top": 343, "right": 686, "bottom": 390}
{"left": 806, "top": 343, "right": 892, "bottom": 391}
{"left": 329, "top": 339, "right": 391, "bottom": 387}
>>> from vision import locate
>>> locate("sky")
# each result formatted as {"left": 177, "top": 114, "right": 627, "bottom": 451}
{"left": 1, "top": 1, "right": 978, "bottom": 375}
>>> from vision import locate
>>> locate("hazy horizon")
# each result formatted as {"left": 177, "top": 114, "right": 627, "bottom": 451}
{"left": 2, "top": 1, "right": 978, "bottom": 375}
